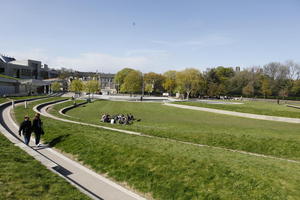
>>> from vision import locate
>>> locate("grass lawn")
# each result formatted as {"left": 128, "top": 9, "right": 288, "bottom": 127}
{"left": 12, "top": 98, "right": 300, "bottom": 199}
{"left": 174, "top": 100, "right": 300, "bottom": 118}
{"left": 0, "top": 98, "right": 8, "bottom": 104}
{"left": 0, "top": 133, "right": 89, "bottom": 200}
{"left": 0, "top": 95, "right": 47, "bottom": 104}
{"left": 51, "top": 100, "right": 300, "bottom": 161}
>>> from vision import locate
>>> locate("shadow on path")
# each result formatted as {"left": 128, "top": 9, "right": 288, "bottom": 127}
{"left": 48, "top": 134, "right": 70, "bottom": 147}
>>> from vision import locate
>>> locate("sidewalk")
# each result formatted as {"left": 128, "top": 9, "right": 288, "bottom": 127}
{"left": 1, "top": 102, "right": 146, "bottom": 200}
{"left": 164, "top": 103, "right": 300, "bottom": 124}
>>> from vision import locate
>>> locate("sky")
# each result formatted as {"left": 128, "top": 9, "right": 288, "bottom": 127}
{"left": 1, "top": 0, "right": 300, "bottom": 73}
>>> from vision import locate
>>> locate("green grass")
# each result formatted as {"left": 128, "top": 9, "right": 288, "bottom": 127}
{"left": 51, "top": 100, "right": 300, "bottom": 161}
{"left": 0, "top": 74, "right": 20, "bottom": 80}
{"left": 0, "top": 133, "right": 90, "bottom": 200}
{"left": 174, "top": 100, "right": 300, "bottom": 118}
{"left": 0, "top": 98, "right": 7, "bottom": 104}
{"left": 0, "top": 95, "right": 47, "bottom": 104}
{"left": 12, "top": 98, "right": 300, "bottom": 199}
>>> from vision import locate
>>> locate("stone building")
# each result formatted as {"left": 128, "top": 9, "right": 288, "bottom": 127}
{"left": 98, "top": 73, "right": 116, "bottom": 94}
{"left": 0, "top": 55, "right": 58, "bottom": 80}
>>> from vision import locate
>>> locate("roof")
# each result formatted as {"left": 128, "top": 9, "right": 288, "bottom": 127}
{"left": 20, "top": 79, "right": 51, "bottom": 86}
{"left": 8, "top": 60, "right": 28, "bottom": 66}
{"left": 0, "top": 55, "right": 16, "bottom": 63}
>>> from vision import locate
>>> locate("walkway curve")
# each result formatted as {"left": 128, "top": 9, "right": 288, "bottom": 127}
{"left": 1, "top": 99, "right": 146, "bottom": 200}
{"left": 35, "top": 100, "right": 300, "bottom": 165}
{"left": 164, "top": 103, "right": 300, "bottom": 124}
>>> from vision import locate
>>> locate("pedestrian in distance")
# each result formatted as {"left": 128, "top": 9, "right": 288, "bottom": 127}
{"left": 19, "top": 115, "right": 32, "bottom": 145}
{"left": 32, "top": 113, "right": 44, "bottom": 147}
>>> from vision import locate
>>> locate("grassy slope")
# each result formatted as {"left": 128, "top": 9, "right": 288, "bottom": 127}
{"left": 53, "top": 100, "right": 300, "bottom": 161}
{"left": 0, "top": 134, "right": 89, "bottom": 200}
{"left": 13, "top": 98, "right": 300, "bottom": 199}
{"left": 0, "top": 95, "right": 47, "bottom": 104}
{"left": 174, "top": 100, "right": 300, "bottom": 118}
{"left": 0, "top": 98, "right": 7, "bottom": 104}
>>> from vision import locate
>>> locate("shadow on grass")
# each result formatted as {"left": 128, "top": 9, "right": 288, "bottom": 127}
{"left": 48, "top": 134, "right": 70, "bottom": 147}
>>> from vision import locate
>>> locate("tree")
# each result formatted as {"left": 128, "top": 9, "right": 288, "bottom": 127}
{"left": 242, "top": 82, "right": 254, "bottom": 97}
{"left": 120, "top": 70, "right": 143, "bottom": 94}
{"left": 145, "top": 83, "right": 154, "bottom": 95}
{"left": 291, "top": 80, "right": 300, "bottom": 96}
{"left": 260, "top": 78, "right": 272, "bottom": 98}
{"left": 84, "top": 80, "right": 100, "bottom": 98}
{"left": 163, "top": 70, "right": 177, "bottom": 95}
{"left": 70, "top": 79, "right": 84, "bottom": 95}
{"left": 143, "top": 72, "right": 165, "bottom": 94}
{"left": 279, "top": 88, "right": 289, "bottom": 99}
{"left": 115, "top": 68, "right": 135, "bottom": 93}
{"left": 51, "top": 82, "right": 61, "bottom": 93}
{"left": 176, "top": 68, "right": 204, "bottom": 99}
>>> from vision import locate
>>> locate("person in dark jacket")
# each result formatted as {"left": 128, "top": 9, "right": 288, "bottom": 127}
{"left": 19, "top": 115, "right": 32, "bottom": 145}
{"left": 32, "top": 113, "right": 44, "bottom": 147}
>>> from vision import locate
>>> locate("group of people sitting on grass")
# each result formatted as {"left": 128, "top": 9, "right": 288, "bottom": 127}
{"left": 100, "top": 113, "right": 138, "bottom": 125}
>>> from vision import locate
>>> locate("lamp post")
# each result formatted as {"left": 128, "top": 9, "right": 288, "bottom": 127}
{"left": 142, "top": 73, "right": 144, "bottom": 97}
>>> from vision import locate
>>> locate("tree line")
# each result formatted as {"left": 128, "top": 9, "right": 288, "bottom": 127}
{"left": 115, "top": 61, "right": 300, "bottom": 99}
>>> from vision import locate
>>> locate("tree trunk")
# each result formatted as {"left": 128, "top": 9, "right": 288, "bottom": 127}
{"left": 186, "top": 91, "right": 190, "bottom": 100}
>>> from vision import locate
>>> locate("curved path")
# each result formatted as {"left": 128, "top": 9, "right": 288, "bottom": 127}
{"left": 0, "top": 99, "right": 146, "bottom": 200}
{"left": 36, "top": 100, "right": 300, "bottom": 164}
{"left": 164, "top": 103, "right": 300, "bottom": 124}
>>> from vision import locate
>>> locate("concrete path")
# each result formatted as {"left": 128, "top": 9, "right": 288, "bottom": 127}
{"left": 164, "top": 103, "right": 300, "bottom": 124}
{"left": 0, "top": 101, "right": 146, "bottom": 200}
{"left": 35, "top": 100, "right": 300, "bottom": 164}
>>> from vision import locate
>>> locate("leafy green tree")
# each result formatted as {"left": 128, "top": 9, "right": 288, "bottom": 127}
{"left": 242, "top": 82, "right": 254, "bottom": 97}
{"left": 145, "top": 83, "right": 154, "bottom": 95}
{"left": 84, "top": 80, "right": 100, "bottom": 98}
{"left": 291, "top": 80, "right": 300, "bottom": 96}
{"left": 120, "top": 70, "right": 142, "bottom": 94}
{"left": 115, "top": 68, "right": 135, "bottom": 93}
{"left": 279, "top": 88, "right": 289, "bottom": 99}
{"left": 163, "top": 70, "right": 177, "bottom": 95}
{"left": 51, "top": 82, "right": 61, "bottom": 93}
{"left": 176, "top": 68, "right": 204, "bottom": 99}
{"left": 70, "top": 79, "right": 84, "bottom": 94}
{"left": 260, "top": 78, "right": 272, "bottom": 98}
{"left": 143, "top": 72, "right": 165, "bottom": 94}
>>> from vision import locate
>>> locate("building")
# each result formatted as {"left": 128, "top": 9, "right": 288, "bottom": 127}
{"left": 0, "top": 54, "right": 59, "bottom": 96}
{"left": 98, "top": 73, "right": 116, "bottom": 94}
{"left": 0, "top": 75, "right": 20, "bottom": 96}
{"left": 0, "top": 54, "right": 58, "bottom": 80}
{"left": 67, "top": 72, "right": 116, "bottom": 95}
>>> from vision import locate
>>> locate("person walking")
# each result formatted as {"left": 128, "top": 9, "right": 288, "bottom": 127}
{"left": 19, "top": 115, "right": 32, "bottom": 145}
{"left": 32, "top": 113, "right": 44, "bottom": 147}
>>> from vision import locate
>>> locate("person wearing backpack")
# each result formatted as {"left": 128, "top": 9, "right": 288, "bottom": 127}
{"left": 19, "top": 115, "right": 32, "bottom": 145}
{"left": 32, "top": 113, "right": 44, "bottom": 147}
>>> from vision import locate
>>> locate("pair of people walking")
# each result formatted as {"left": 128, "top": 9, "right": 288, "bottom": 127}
{"left": 19, "top": 113, "right": 44, "bottom": 146}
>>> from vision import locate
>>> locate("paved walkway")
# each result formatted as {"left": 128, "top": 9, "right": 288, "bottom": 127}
{"left": 0, "top": 101, "right": 146, "bottom": 200}
{"left": 164, "top": 103, "right": 300, "bottom": 124}
{"left": 35, "top": 100, "right": 300, "bottom": 164}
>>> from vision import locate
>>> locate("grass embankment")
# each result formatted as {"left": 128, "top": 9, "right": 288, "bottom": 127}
{"left": 52, "top": 100, "right": 300, "bottom": 161}
{"left": 13, "top": 98, "right": 300, "bottom": 199}
{"left": 0, "top": 134, "right": 89, "bottom": 200}
{"left": 0, "top": 95, "right": 47, "bottom": 104}
{"left": 174, "top": 100, "right": 300, "bottom": 118}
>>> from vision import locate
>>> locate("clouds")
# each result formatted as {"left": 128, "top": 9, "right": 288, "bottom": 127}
{"left": 53, "top": 53, "right": 148, "bottom": 73}
{"left": 5, "top": 49, "right": 171, "bottom": 73}
{"left": 152, "top": 35, "right": 235, "bottom": 48}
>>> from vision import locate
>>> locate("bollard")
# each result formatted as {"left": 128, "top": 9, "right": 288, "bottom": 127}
{"left": 12, "top": 100, "right": 15, "bottom": 109}
{"left": 25, "top": 101, "right": 27, "bottom": 109}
